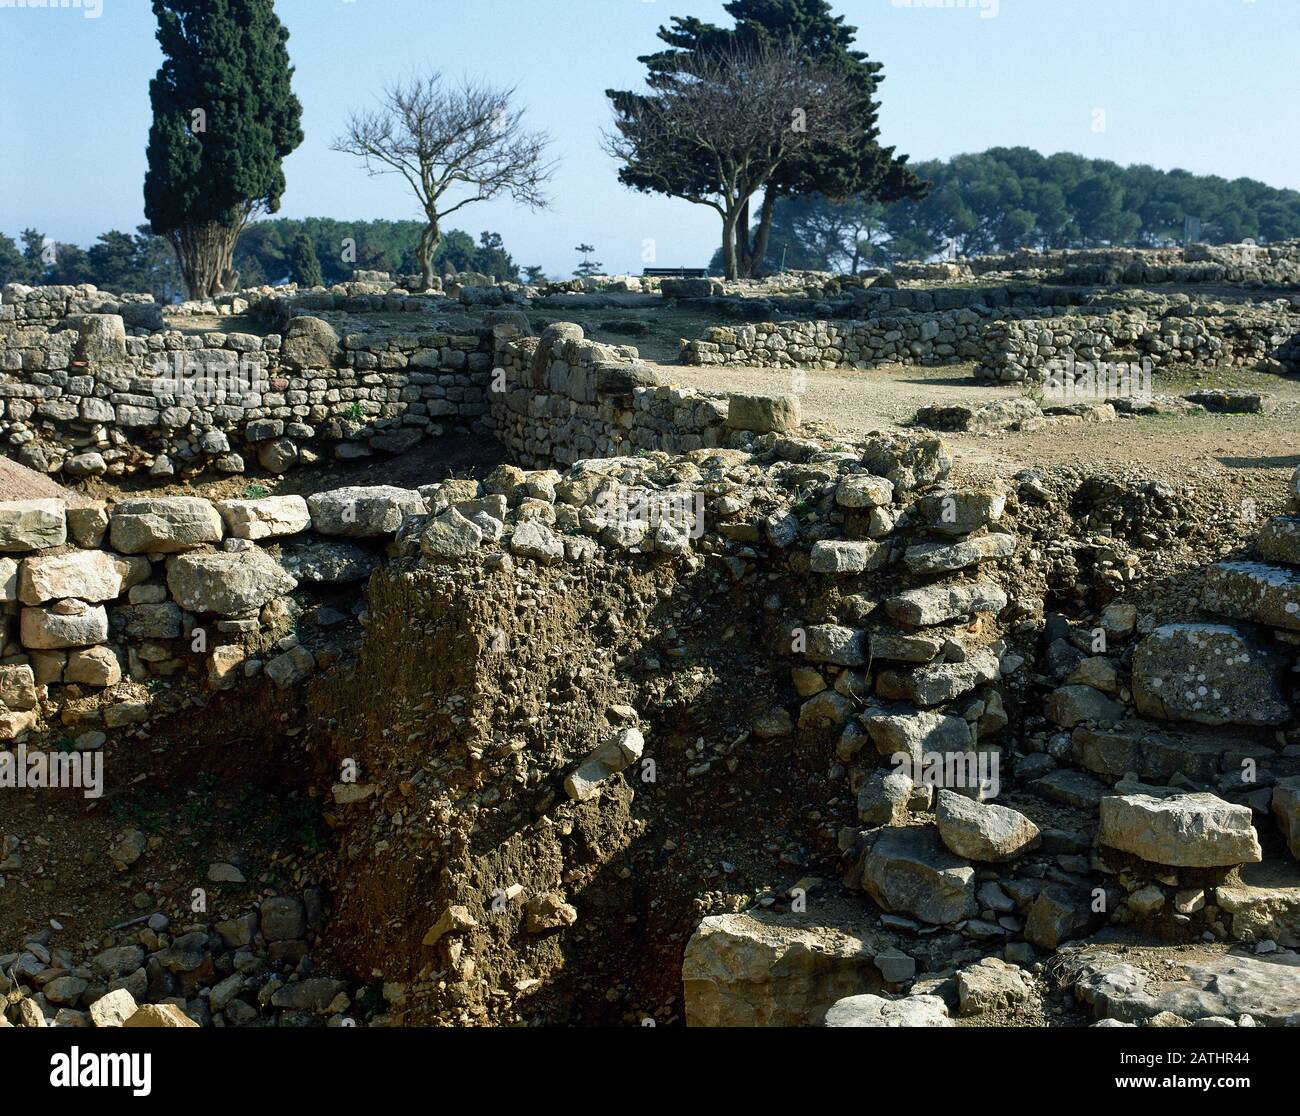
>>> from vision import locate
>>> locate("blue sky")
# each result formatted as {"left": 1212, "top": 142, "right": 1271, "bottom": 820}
{"left": 1, "top": 0, "right": 1297, "bottom": 275}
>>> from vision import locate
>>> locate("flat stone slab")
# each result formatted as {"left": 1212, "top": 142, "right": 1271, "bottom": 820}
{"left": 1183, "top": 389, "right": 1275, "bottom": 414}
{"left": 1132, "top": 623, "right": 1287, "bottom": 727}
{"left": 884, "top": 580, "right": 1007, "bottom": 628}
{"left": 902, "top": 533, "right": 1016, "bottom": 575}
{"left": 1202, "top": 560, "right": 1300, "bottom": 632}
{"left": 876, "top": 648, "right": 1000, "bottom": 708}
{"left": 1062, "top": 946, "right": 1300, "bottom": 1026}
{"left": 682, "top": 902, "right": 889, "bottom": 1027}
{"left": 1258, "top": 517, "right": 1300, "bottom": 566}
{"left": 109, "top": 496, "right": 223, "bottom": 554}
{"left": 824, "top": 993, "right": 953, "bottom": 1027}
{"left": 1099, "top": 792, "right": 1262, "bottom": 867}
{"left": 1029, "top": 768, "right": 1108, "bottom": 809}
{"left": 1071, "top": 724, "right": 1227, "bottom": 782}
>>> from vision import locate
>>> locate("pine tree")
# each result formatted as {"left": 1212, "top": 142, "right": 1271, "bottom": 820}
{"left": 607, "top": 0, "right": 926, "bottom": 277}
{"left": 144, "top": 0, "right": 304, "bottom": 299}
{"left": 573, "top": 244, "right": 603, "bottom": 279}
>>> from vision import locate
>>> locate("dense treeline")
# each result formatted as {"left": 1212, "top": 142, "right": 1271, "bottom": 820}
{"left": 719, "top": 147, "right": 1300, "bottom": 274}
{"left": 0, "top": 219, "right": 527, "bottom": 301}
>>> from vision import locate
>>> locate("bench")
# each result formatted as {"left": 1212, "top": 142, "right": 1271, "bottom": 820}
{"left": 642, "top": 267, "right": 709, "bottom": 279}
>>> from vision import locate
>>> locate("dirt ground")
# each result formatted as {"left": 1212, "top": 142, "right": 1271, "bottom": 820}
{"left": 662, "top": 359, "right": 1300, "bottom": 490}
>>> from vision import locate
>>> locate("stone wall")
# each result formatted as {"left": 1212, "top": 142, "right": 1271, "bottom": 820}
{"left": 0, "top": 287, "right": 493, "bottom": 478}
{"left": 0, "top": 485, "right": 436, "bottom": 741}
{"left": 682, "top": 313, "right": 987, "bottom": 370}
{"left": 957, "top": 241, "right": 1300, "bottom": 284}
{"left": 975, "top": 306, "right": 1300, "bottom": 382}
{"left": 489, "top": 323, "right": 787, "bottom": 469}
{"left": 681, "top": 305, "right": 1300, "bottom": 379}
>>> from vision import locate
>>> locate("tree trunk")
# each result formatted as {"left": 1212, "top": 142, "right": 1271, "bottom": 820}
{"left": 418, "top": 219, "right": 443, "bottom": 290}
{"left": 169, "top": 221, "right": 241, "bottom": 300}
{"left": 720, "top": 210, "right": 740, "bottom": 280}
{"left": 736, "top": 198, "right": 751, "bottom": 277}
{"left": 748, "top": 191, "right": 778, "bottom": 278}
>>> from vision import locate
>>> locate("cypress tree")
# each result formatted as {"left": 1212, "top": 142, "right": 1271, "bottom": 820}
{"left": 288, "top": 231, "right": 323, "bottom": 287}
{"left": 144, "top": 0, "right": 304, "bottom": 299}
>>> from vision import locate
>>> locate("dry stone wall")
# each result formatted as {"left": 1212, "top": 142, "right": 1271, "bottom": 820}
{"left": 682, "top": 304, "right": 1300, "bottom": 379}
{"left": 0, "top": 285, "right": 493, "bottom": 478}
{"left": 489, "top": 323, "right": 800, "bottom": 469}
{"left": 975, "top": 305, "right": 1300, "bottom": 382}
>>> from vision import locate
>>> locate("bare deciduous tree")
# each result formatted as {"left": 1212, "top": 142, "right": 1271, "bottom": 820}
{"left": 605, "top": 43, "right": 860, "bottom": 280}
{"left": 333, "top": 74, "right": 555, "bottom": 289}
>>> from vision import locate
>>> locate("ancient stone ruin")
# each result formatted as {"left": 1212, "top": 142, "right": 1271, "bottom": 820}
{"left": 2, "top": 245, "right": 1300, "bottom": 1031}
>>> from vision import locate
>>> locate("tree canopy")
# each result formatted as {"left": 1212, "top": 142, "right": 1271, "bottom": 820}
{"left": 0, "top": 219, "right": 523, "bottom": 296}
{"left": 716, "top": 148, "right": 1300, "bottom": 272}
{"left": 607, "top": 0, "right": 926, "bottom": 277}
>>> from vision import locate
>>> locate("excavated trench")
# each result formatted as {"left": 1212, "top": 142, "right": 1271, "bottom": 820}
{"left": 10, "top": 430, "right": 1295, "bottom": 1029}
{"left": 301, "top": 553, "right": 863, "bottom": 1024}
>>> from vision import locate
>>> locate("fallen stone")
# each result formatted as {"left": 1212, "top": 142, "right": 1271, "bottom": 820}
{"left": 1045, "top": 684, "right": 1126, "bottom": 728}
{"left": 564, "top": 727, "right": 645, "bottom": 801}
{"left": 1099, "top": 793, "right": 1262, "bottom": 867}
{"left": 935, "top": 789, "right": 1041, "bottom": 862}
{"left": 88, "top": 988, "right": 137, "bottom": 1027}
{"left": 524, "top": 892, "right": 578, "bottom": 934}
{"left": 123, "top": 1003, "right": 199, "bottom": 1028}
{"left": 824, "top": 993, "right": 953, "bottom": 1027}
{"left": 682, "top": 904, "right": 886, "bottom": 1027}
{"left": 1024, "top": 884, "right": 1093, "bottom": 949}
{"left": 857, "top": 825, "right": 976, "bottom": 925}
{"left": 956, "top": 957, "right": 1035, "bottom": 1017}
